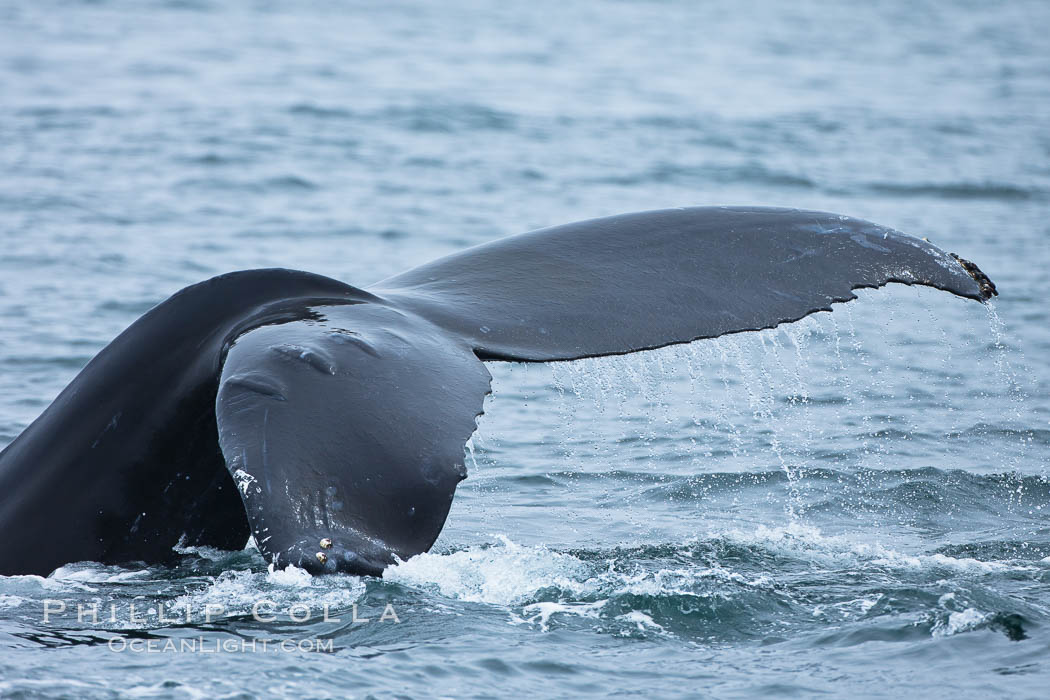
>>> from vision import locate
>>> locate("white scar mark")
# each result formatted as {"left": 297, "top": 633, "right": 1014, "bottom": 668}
{"left": 232, "top": 469, "right": 258, "bottom": 496}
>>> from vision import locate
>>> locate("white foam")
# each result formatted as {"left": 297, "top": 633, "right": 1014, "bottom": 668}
{"left": 516, "top": 600, "right": 605, "bottom": 631}
{"left": 386, "top": 535, "right": 590, "bottom": 606}
{"left": 813, "top": 594, "right": 883, "bottom": 620}
{"left": 0, "top": 573, "right": 64, "bottom": 592}
{"left": 386, "top": 534, "right": 779, "bottom": 638}
{"left": 50, "top": 564, "right": 150, "bottom": 584}
{"left": 171, "top": 539, "right": 239, "bottom": 560}
{"left": 932, "top": 607, "right": 991, "bottom": 637}
{"left": 617, "top": 610, "right": 666, "bottom": 636}
{"left": 168, "top": 567, "right": 365, "bottom": 622}
{"left": 266, "top": 563, "right": 314, "bottom": 587}
{"left": 722, "top": 522, "right": 1031, "bottom": 574}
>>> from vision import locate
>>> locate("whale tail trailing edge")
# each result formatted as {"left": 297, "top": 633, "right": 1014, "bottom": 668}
{"left": 371, "top": 206, "right": 994, "bottom": 362}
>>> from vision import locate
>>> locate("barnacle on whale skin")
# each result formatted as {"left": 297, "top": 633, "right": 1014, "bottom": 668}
{"left": 950, "top": 252, "right": 998, "bottom": 300}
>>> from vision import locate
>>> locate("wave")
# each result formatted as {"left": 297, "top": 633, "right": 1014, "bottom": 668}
{"left": 502, "top": 467, "right": 1050, "bottom": 513}
{"left": 864, "top": 181, "right": 1043, "bottom": 201}
{"left": 583, "top": 162, "right": 817, "bottom": 189}
{"left": 287, "top": 103, "right": 354, "bottom": 120}
{"left": 173, "top": 174, "right": 320, "bottom": 193}
{"left": 379, "top": 103, "right": 517, "bottom": 133}
{"left": 384, "top": 527, "right": 1043, "bottom": 642}
{"left": 0, "top": 525, "right": 1041, "bottom": 647}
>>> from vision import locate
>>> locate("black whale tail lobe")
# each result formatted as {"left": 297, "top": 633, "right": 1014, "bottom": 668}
{"left": 371, "top": 207, "right": 994, "bottom": 363}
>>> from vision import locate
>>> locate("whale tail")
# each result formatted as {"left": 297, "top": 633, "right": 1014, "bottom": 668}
{"left": 0, "top": 206, "right": 997, "bottom": 577}
{"left": 213, "top": 207, "right": 995, "bottom": 575}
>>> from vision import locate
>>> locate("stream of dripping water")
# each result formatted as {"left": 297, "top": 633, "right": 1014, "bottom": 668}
{"left": 491, "top": 291, "right": 1040, "bottom": 536}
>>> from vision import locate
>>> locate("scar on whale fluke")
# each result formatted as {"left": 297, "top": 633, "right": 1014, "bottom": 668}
{"left": 0, "top": 207, "right": 997, "bottom": 576}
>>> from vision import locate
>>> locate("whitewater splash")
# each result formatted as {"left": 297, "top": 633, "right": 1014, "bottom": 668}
{"left": 384, "top": 525, "right": 1040, "bottom": 641}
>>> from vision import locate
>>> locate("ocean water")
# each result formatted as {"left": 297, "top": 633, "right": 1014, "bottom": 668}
{"left": 1, "top": 0, "right": 1049, "bottom": 697}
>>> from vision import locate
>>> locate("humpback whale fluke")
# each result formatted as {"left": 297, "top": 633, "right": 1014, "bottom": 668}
{"left": 0, "top": 207, "right": 996, "bottom": 576}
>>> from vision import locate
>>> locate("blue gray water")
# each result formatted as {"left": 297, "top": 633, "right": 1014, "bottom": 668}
{"left": 1, "top": 0, "right": 1049, "bottom": 697}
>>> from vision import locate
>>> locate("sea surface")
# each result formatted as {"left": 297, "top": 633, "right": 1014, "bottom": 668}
{"left": 1, "top": 0, "right": 1049, "bottom": 697}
